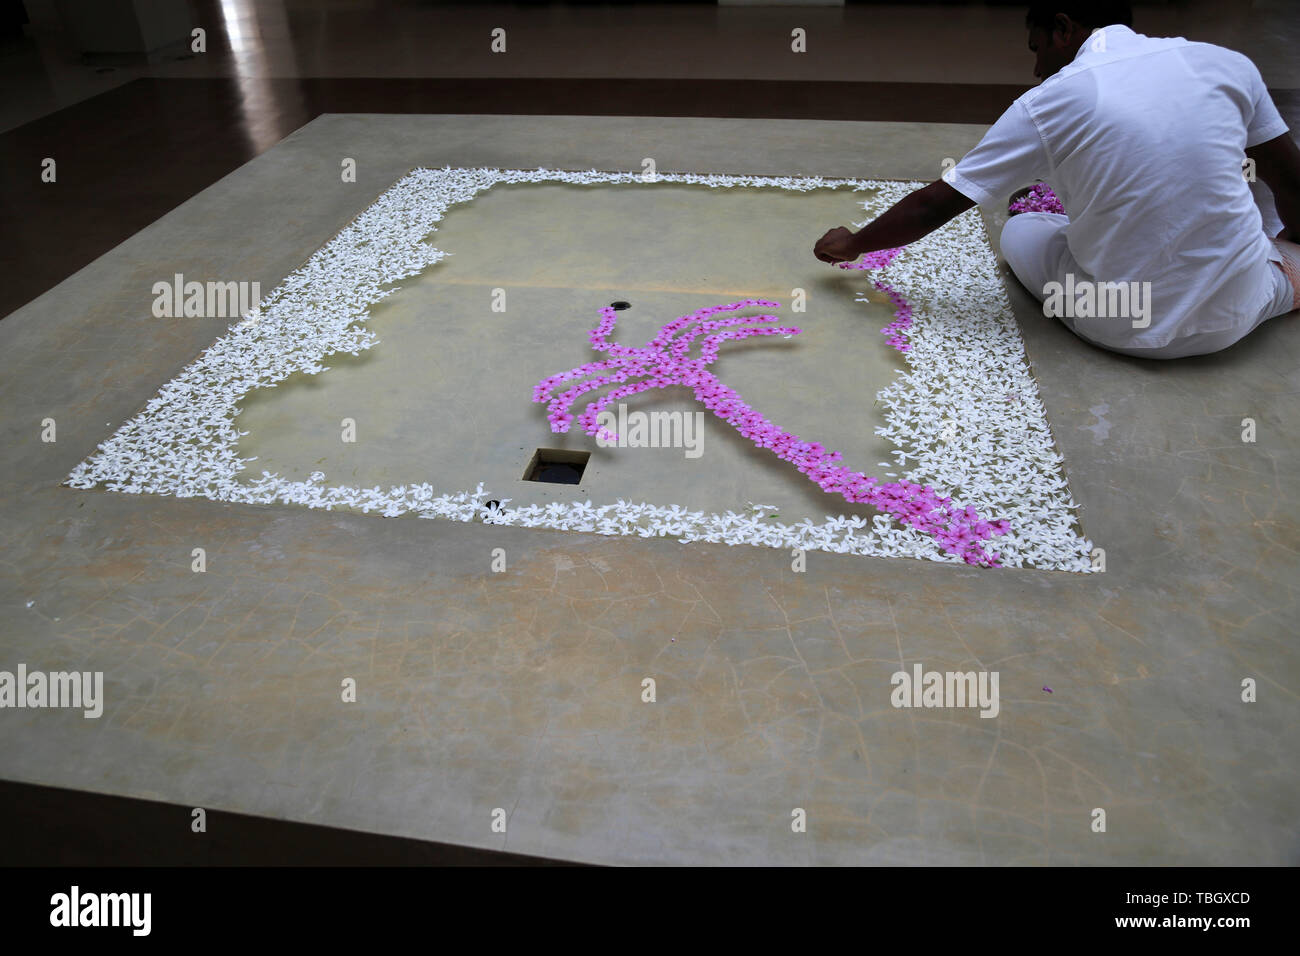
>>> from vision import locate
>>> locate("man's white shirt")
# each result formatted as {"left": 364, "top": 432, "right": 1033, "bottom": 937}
{"left": 948, "top": 24, "right": 1289, "bottom": 347}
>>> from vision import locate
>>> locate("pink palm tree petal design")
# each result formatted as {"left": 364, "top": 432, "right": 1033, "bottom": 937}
{"left": 838, "top": 248, "right": 914, "bottom": 350}
{"left": 533, "top": 255, "right": 1011, "bottom": 567}
{"left": 836, "top": 246, "right": 904, "bottom": 271}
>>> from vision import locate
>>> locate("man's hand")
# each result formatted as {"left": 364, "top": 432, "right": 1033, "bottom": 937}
{"left": 813, "top": 180, "right": 977, "bottom": 266}
{"left": 814, "top": 226, "right": 860, "bottom": 264}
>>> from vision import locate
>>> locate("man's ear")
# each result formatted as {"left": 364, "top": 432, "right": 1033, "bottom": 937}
{"left": 1052, "top": 12, "right": 1075, "bottom": 46}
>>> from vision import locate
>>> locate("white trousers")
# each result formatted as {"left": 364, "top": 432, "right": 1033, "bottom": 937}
{"left": 999, "top": 212, "right": 1297, "bottom": 359}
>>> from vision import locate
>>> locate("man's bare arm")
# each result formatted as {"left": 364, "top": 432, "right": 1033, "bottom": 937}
{"left": 848, "top": 180, "right": 978, "bottom": 255}
{"left": 1246, "top": 132, "right": 1300, "bottom": 241}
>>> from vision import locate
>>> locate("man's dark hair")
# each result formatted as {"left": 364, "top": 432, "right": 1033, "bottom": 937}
{"left": 1025, "top": 2, "right": 1133, "bottom": 31}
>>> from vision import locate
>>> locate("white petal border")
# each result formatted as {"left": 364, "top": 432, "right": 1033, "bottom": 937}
{"left": 65, "top": 166, "right": 1093, "bottom": 572}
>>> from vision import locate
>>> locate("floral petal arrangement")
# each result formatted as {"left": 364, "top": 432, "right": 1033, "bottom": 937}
{"left": 66, "top": 166, "right": 1094, "bottom": 572}
{"left": 535, "top": 292, "right": 1011, "bottom": 567}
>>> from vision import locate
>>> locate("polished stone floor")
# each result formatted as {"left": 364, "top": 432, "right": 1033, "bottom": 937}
{"left": 7, "top": 0, "right": 1297, "bottom": 134}
{"left": 3, "top": 0, "right": 1298, "bottom": 866}
{"left": 2, "top": 112, "right": 1296, "bottom": 865}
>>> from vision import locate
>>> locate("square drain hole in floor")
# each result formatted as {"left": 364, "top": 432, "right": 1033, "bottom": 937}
{"left": 524, "top": 448, "right": 589, "bottom": 485}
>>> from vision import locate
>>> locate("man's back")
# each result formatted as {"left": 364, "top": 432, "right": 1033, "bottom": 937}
{"left": 949, "top": 24, "right": 1288, "bottom": 347}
